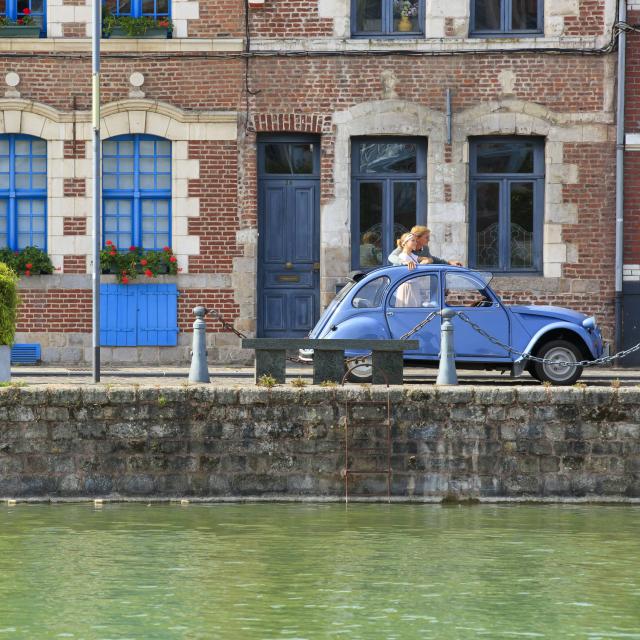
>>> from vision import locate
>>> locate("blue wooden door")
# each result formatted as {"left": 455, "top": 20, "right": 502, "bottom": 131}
{"left": 100, "top": 283, "right": 178, "bottom": 346}
{"left": 258, "top": 137, "right": 320, "bottom": 338}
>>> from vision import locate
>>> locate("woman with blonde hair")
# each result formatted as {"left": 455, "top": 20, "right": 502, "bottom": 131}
{"left": 388, "top": 225, "right": 462, "bottom": 270}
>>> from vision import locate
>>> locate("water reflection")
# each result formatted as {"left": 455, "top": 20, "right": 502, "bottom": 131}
{"left": 0, "top": 504, "right": 639, "bottom": 639}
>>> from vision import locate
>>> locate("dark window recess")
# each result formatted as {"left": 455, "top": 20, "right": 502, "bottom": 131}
{"left": 471, "top": 0, "right": 541, "bottom": 36}
{"left": 352, "top": 0, "right": 424, "bottom": 37}
{"left": 470, "top": 137, "right": 544, "bottom": 274}
{"left": 351, "top": 137, "right": 427, "bottom": 271}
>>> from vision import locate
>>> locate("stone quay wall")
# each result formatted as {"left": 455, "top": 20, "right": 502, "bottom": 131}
{"left": 0, "top": 385, "right": 639, "bottom": 501}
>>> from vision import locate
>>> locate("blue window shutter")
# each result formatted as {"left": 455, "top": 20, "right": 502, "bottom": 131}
{"left": 100, "top": 284, "right": 137, "bottom": 346}
{"left": 137, "top": 284, "right": 178, "bottom": 346}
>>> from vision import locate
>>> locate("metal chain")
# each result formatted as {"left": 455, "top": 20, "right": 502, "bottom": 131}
{"left": 209, "top": 303, "right": 640, "bottom": 370}
{"left": 455, "top": 311, "right": 640, "bottom": 368}
{"left": 207, "top": 307, "right": 308, "bottom": 364}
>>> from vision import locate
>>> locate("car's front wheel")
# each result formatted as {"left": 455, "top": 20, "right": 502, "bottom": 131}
{"left": 345, "top": 356, "right": 373, "bottom": 383}
{"left": 531, "top": 339, "right": 584, "bottom": 385}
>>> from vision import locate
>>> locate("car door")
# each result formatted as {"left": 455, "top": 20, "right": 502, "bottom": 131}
{"left": 384, "top": 272, "right": 440, "bottom": 358}
{"left": 443, "top": 271, "right": 511, "bottom": 360}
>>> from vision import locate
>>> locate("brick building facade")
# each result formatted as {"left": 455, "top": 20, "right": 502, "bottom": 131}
{"left": 1, "top": 0, "right": 620, "bottom": 364}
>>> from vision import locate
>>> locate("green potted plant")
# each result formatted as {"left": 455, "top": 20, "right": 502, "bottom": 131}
{"left": 0, "top": 262, "right": 19, "bottom": 382}
{"left": 100, "top": 241, "right": 179, "bottom": 283}
{"left": 0, "top": 246, "right": 54, "bottom": 277}
{"left": 0, "top": 8, "right": 41, "bottom": 38}
{"left": 102, "top": 12, "right": 173, "bottom": 38}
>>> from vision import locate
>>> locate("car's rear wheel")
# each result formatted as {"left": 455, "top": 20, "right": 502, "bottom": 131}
{"left": 345, "top": 356, "right": 373, "bottom": 383}
{"left": 531, "top": 339, "right": 584, "bottom": 385}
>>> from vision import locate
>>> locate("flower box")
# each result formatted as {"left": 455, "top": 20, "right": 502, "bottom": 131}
{"left": 107, "top": 25, "right": 169, "bottom": 38}
{"left": 0, "top": 25, "right": 41, "bottom": 37}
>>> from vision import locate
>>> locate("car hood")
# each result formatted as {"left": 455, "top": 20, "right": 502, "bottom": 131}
{"left": 509, "top": 305, "right": 587, "bottom": 325}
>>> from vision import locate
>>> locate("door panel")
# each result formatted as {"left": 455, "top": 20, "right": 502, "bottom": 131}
{"left": 258, "top": 147, "right": 320, "bottom": 338}
{"left": 385, "top": 274, "right": 440, "bottom": 358}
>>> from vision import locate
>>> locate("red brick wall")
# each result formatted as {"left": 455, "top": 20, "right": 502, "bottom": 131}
{"left": 17, "top": 291, "right": 93, "bottom": 333}
{"left": 63, "top": 178, "right": 86, "bottom": 198}
{"left": 63, "top": 218, "right": 87, "bottom": 236}
{"left": 0, "top": 58, "right": 243, "bottom": 111}
{"left": 187, "top": 140, "right": 243, "bottom": 273}
{"left": 63, "top": 256, "right": 87, "bottom": 273}
{"left": 178, "top": 289, "right": 239, "bottom": 331}
{"left": 563, "top": 0, "right": 606, "bottom": 37}
{"left": 249, "top": 1, "right": 333, "bottom": 38}
{"left": 186, "top": 0, "right": 245, "bottom": 37}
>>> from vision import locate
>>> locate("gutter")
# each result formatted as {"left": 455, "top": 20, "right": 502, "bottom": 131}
{"left": 615, "top": 0, "right": 626, "bottom": 358}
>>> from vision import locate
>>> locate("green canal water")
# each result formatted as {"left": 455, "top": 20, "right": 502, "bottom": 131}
{"left": 0, "top": 503, "right": 639, "bottom": 639}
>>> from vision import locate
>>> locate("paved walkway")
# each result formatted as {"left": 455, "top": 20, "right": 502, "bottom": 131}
{"left": 6, "top": 364, "right": 640, "bottom": 387}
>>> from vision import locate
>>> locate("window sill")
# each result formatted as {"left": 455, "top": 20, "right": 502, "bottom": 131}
{"left": 0, "top": 37, "right": 244, "bottom": 52}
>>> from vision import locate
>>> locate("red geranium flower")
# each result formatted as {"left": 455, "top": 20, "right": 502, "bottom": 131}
{"left": 121, "top": 276, "right": 129, "bottom": 284}
{"left": 25, "top": 263, "right": 32, "bottom": 269}
{"left": 17, "top": 18, "right": 23, "bottom": 24}
{"left": 144, "top": 268, "right": 153, "bottom": 277}
{"left": 129, "top": 245, "right": 136, "bottom": 251}
{"left": 110, "top": 250, "right": 116, "bottom": 257}
{"left": 23, "top": 7, "right": 30, "bottom": 14}
{"left": 140, "top": 259, "right": 148, "bottom": 266}
{"left": 163, "top": 246, "right": 171, "bottom": 252}
{"left": 24, "top": 270, "right": 30, "bottom": 277}
{"left": 169, "top": 256, "right": 177, "bottom": 263}
{"left": 106, "top": 239, "right": 113, "bottom": 246}
{"left": 121, "top": 270, "right": 127, "bottom": 275}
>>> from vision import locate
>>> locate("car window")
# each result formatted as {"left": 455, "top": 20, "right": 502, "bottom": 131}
{"left": 352, "top": 276, "right": 390, "bottom": 308}
{"left": 444, "top": 273, "right": 492, "bottom": 307}
{"left": 390, "top": 274, "right": 439, "bottom": 308}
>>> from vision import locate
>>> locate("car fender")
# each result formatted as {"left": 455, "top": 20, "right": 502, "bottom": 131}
{"left": 320, "top": 314, "right": 390, "bottom": 351}
{"left": 513, "top": 321, "right": 596, "bottom": 374}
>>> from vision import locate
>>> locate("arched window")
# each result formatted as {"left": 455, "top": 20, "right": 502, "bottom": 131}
{"left": 0, "top": 135, "right": 47, "bottom": 251}
{"left": 0, "top": 0, "right": 46, "bottom": 36}
{"left": 102, "top": 134, "right": 171, "bottom": 250}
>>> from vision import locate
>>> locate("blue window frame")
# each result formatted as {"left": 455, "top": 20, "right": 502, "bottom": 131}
{"left": 351, "top": 0, "right": 424, "bottom": 37}
{"left": 0, "top": 0, "right": 46, "bottom": 36}
{"left": 103, "top": 0, "right": 169, "bottom": 20}
{"left": 471, "top": 0, "right": 542, "bottom": 36}
{"left": 102, "top": 134, "right": 171, "bottom": 251}
{"left": 0, "top": 135, "right": 47, "bottom": 251}
{"left": 469, "top": 137, "right": 544, "bottom": 274}
{"left": 351, "top": 137, "right": 427, "bottom": 270}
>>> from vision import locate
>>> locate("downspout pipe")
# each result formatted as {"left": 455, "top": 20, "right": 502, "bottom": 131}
{"left": 615, "top": 0, "right": 626, "bottom": 359}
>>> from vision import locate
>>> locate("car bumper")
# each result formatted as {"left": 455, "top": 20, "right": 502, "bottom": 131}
{"left": 298, "top": 348, "right": 314, "bottom": 363}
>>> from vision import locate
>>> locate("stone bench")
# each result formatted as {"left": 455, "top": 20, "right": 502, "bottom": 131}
{"left": 241, "top": 338, "right": 419, "bottom": 385}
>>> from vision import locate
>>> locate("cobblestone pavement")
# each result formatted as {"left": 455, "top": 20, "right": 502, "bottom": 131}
{"left": 6, "top": 364, "right": 640, "bottom": 387}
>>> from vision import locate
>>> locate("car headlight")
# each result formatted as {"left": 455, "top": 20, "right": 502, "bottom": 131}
{"left": 582, "top": 316, "right": 596, "bottom": 331}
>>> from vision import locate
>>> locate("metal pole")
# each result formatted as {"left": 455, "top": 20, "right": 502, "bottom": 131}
{"left": 188, "top": 306, "right": 211, "bottom": 383}
{"left": 436, "top": 309, "right": 458, "bottom": 386}
{"left": 614, "top": 0, "right": 627, "bottom": 360}
{"left": 92, "top": 0, "right": 101, "bottom": 383}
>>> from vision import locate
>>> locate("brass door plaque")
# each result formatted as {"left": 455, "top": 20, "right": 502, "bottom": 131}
{"left": 278, "top": 274, "right": 300, "bottom": 282}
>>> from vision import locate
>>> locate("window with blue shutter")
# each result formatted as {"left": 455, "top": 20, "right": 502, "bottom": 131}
{"left": 102, "top": 134, "right": 171, "bottom": 251}
{"left": 100, "top": 283, "right": 178, "bottom": 347}
{"left": 0, "top": 0, "right": 46, "bottom": 37}
{"left": 0, "top": 135, "right": 47, "bottom": 251}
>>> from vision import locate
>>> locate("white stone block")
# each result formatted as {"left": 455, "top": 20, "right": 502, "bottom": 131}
{"left": 145, "top": 112, "right": 171, "bottom": 138}
{"left": 3, "top": 110, "right": 21, "bottom": 134}
{"left": 128, "top": 111, "right": 146, "bottom": 134}
{"left": 172, "top": 235, "right": 199, "bottom": 255}
{"left": 544, "top": 243, "right": 567, "bottom": 262}
{"left": 544, "top": 262, "right": 563, "bottom": 278}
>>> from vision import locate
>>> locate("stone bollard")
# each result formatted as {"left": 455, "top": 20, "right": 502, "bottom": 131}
{"left": 436, "top": 308, "right": 458, "bottom": 386}
{"left": 188, "top": 306, "right": 210, "bottom": 383}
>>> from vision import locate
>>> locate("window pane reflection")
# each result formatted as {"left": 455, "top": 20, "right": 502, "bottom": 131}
{"left": 475, "top": 182, "right": 500, "bottom": 269}
{"left": 393, "top": 182, "right": 416, "bottom": 239}
{"left": 359, "top": 182, "right": 383, "bottom": 268}
{"left": 510, "top": 182, "right": 534, "bottom": 269}
{"left": 356, "top": 0, "right": 382, "bottom": 32}
{"left": 359, "top": 143, "right": 417, "bottom": 174}
{"left": 264, "top": 144, "right": 314, "bottom": 175}
{"left": 475, "top": 0, "right": 501, "bottom": 30}
{"left": 512, "top": 0, "right": 538, "bottom": 30}
{"left": 476, "top": 141, "right": 535, "bottom": 173}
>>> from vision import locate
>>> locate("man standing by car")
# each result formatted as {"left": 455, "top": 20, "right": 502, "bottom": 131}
{"left": 387, "top": 225, "right": 463, "bottom": 270}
